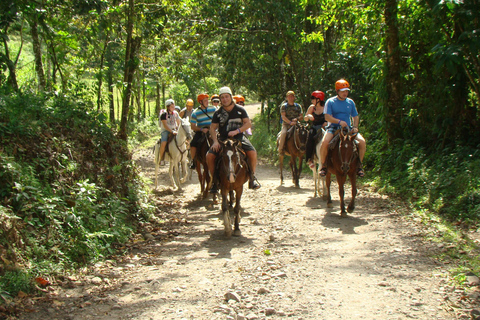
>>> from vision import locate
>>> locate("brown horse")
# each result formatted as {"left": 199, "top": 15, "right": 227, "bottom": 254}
{"left": 217, "top": 139, "right": 249, "bottom": 237}
{"left": 325, "top": 128, "right": 359, "bottom": 217}
{"left": 277, "top": 122, "right": 309, "bottom": 187}
{"left": 193, "top": 132, "right": 213, "bottom": 199}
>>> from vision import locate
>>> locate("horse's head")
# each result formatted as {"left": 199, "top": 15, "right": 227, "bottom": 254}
{"left": 220, "top": 139, "right": 244, "bottom": 184}
{"left": 294, "top": 122, "right": 309, "bottom": 152}
{"left": 180, "top": 117, "right": 193, "bottom": 141}
{"left": 338, "top": 127, "right": 358, "bottom": 173}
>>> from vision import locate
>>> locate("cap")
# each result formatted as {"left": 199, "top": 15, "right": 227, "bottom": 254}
{"left": 286, "top": 90, "right": 295, "bottom": 97}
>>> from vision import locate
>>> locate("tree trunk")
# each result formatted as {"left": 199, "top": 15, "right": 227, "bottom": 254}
{"left": 30, "top": 19, "right": 46, "bottom": 91}
{"left": 384, "top": 0, "right": 402, "bottom": 142}
{"left": 1, "top": 27, "right": 19, "bottom": 91}
{"left": 96, "top": 32, "right": 109, "bottom": 111}
{"left": 119, "top": 0, "right": 137, "bottom": 141}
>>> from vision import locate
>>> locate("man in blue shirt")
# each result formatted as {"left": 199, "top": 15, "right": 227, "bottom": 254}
{"left": 319, "top": 79, "right": 366, "bottom": 177}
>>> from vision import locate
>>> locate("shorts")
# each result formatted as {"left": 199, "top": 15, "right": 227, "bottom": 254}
{"left": 190, "top": 131, "right": 204, "bottom": 148}
{"left": 161, "top": 130, "right": 170, "bottom": 142}
{"left": 208, "top": 136, "right": 256, "bottom": 155}
{"left": 327, "top": 125, "right": 342, "bottom": 134}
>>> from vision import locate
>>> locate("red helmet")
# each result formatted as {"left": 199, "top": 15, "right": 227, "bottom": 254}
{"left": 335, "top": 79, "right": 350, "bottom": 91}
{"left": 197, "top": 93, "right": 209, "bottom": 103}
{"left": 311, "top": 91, "right": 325, "bottom": 101}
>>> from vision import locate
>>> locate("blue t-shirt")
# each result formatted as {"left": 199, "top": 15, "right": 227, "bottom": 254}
{"left": 190, "top": 106, "right": 217, "bottom": 128}
{"left": 324, "top": 96, "right": 358, "bottom": 128}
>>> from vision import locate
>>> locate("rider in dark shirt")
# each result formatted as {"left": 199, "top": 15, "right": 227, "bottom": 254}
{"left": 304, "top": 91, "right": 327, "bottom": 169}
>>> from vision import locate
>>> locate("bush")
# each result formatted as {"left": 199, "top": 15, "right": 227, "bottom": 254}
{"left": 0, "top": 93, "right": 154, "bottom": 291}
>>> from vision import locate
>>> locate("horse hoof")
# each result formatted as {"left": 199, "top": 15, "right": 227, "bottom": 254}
{"left": 340, "top": 211, "right": 347, "bottom": 218}
{"left": 233, "top": 230, "right": 241, "bottom": 237}
{"left": 347, "top": 206, "right": 355, "bottom": 213}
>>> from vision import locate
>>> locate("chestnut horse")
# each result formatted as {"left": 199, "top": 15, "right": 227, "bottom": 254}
{"left": 325, "top": 128, "right": 359, "bottom": 217}
{"left": 192, "top": 132, "right": 213, "bottom": 199}
{"left": 216, "top": 139, "right": 249, "bottom": 237}
{"left": 277, "top": 122, "right": 309, "bottom": 187}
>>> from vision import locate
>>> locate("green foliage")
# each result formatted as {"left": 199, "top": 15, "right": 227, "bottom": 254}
{"left": 0, "top": 93, "right": 154, "bottom": 288}
{"left": 369, "top": 138, "right": 480, "bottom": 225}
{"left": 0, "top": 269, "right": 34, "bottom": 297}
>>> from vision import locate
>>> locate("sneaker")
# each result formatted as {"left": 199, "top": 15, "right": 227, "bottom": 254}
{"left": 357, "top": 168, "right": 365, "bottom": 177}
{"left": 308, "top": 161, "right": 315, "bottom": 169}
{"left": 319, "top": 167, "right": 327, "bottom": 177}
{"left": 249, "top": 176, "right": 261, "bottom": 190}
{"left": 189, "top": 161, "right": 196, "bottom": 169}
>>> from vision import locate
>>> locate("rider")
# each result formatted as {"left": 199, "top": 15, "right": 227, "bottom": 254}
{"left": 159, "top": 99, "right": 181, "bottom": 166}
{"left": 233, "top": 95, "right": 245, "bottom": 106}
{"left": 304, "top": 90, "right": 327, "bottom": 169}
{"left": 179, "top": 98, "right": 195, "bottom": 119}
{"left": 206, "top": 86, "right": 261, "bottom": 193}
{"left": 211, "top": 94, "right": 220, "bottom": 108}
{"left": 189, "top": 93, "right": 217, "bottom": 169}
{"left": 318, "top": 79, "right": 366, "bottom": 177}
{"left": 277, "top": 90, "right": 303, "bottom": 154}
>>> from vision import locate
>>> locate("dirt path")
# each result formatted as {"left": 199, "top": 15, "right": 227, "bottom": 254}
{"left": 18, "top": 142, "right": 477, "bottom": 319}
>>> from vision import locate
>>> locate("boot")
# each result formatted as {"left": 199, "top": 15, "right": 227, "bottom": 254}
{"left": 209, "top": 181, "right": 218, "bottom": 194}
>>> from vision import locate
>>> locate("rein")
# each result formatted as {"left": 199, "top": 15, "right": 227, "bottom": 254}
{"left": 337, "top": 132, "right": 358, "bottom": 173}
{"left": 173, "top": 124, "right": 189, "bottom": 162}
{"left": 293, "top": 124, "right": 307, "bottom": 151}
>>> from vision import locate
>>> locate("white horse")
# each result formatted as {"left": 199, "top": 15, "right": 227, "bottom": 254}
{"left": 313, "top": 129, "right": 327, "bottom": 199}
{"left": 154, "top": 117, "right": 193, "bottom": 190}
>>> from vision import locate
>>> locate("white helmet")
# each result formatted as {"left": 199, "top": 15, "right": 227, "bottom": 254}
{"left": 219, "top": 86, "right": 232, "bottom": 96}
{"left": 165, "top": 99, "right": 175, "bottom": 107}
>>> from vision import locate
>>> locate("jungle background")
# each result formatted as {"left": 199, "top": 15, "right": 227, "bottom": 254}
{"left": 1, "top": 0, "right": 479, "bottom": 315}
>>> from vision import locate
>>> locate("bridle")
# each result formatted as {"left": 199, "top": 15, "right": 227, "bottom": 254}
{"left": 219, "top": 140, "right": 245, "bottom": 182}
{"left": 293, "top": 123, "right": 308, "bottom": 152}
{"left": 337, "top": 128, "right": 358, "bottom": 173}
{"left": 173, "top": 121, "right": 192, "bottom": 162}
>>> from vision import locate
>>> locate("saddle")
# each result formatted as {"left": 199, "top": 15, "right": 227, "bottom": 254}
{"left": 328, "top": 129, "right": 359, "bottom": 152}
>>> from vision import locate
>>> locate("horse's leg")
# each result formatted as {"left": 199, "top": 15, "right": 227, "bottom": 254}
{"left": 233, "top": 187, "right": 243, "bottom": 236}
{"left": 321, "top": 175, "right": 327, "bottom": 201}
{"left": 180, "top": 158, "right": 188, "bottom": 183}
{"left": 154, "top": 143, "right": 160, "bottom": 189}
{"left": 222, "top": 188, "right": 232, "bottom": 237}
{"left": 337, "top": 175, "right": 347, "bottom": 217}
{"left": 326, "top": 172, "right": 333, "bottom": 208}
{"left": 296, "top": 155, "right": 304, "bottom": 188}
{"left": 170, "top": 158, "right": 180, "bottom": 190}
{"left": 314, "top": 159, "right": 318, "bottom": 197}
{"left": 229, "top": 190, "right": 234, "bottom": 210}
{"left": 279, "top": 153, "right": 284, "bottom": 185}
{"left": 290, "top": 156, "right": 296, "bottom": 186}
{"left": 347, "top": 172, "right": 357, "bottom": 213}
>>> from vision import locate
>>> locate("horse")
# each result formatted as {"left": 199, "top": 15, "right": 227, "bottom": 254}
{"left": 216, "top": 139, "right": 249, "bottom": 237}
{"left": 312, "top": 128, "right": 327, "bottom": 199}
{"left": 193, "top": 132, "right": 213, "bottom": 199}
{"left": 277, "top": 122, "right": 309, "bottom": 188}
{"left": 325, "top": 127, "right": 359, "bottom": 217}
{"left": 154, "top": 117, "right": 193, "bottom": 190}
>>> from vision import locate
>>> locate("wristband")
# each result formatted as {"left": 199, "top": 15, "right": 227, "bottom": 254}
{"left": 237, "top": 128, "right": 241, "bottom": 134}
{"left": 338, "top": 120, "right": 342, "bottom": 125}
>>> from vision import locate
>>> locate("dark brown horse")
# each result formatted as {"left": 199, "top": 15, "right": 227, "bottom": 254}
{"left": 277, "top": 122, "right": 309, "bottom": 187}
{"left": 217, "top": 139, "right": 249, "bottom": 237}
{"left": 325, "top": 128, "right": 359, "bottom": 217}
{"left": 193, "top": 132, "right": 213, "bottom": 199}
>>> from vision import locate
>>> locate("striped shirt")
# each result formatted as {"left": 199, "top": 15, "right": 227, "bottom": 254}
{"left": 190, "top": 106, "right": 217, "bottom": 128}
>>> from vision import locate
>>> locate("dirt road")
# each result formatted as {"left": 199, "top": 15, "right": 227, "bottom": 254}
{"left": 18, "top": 141, "right": 476, "bottom": 320}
